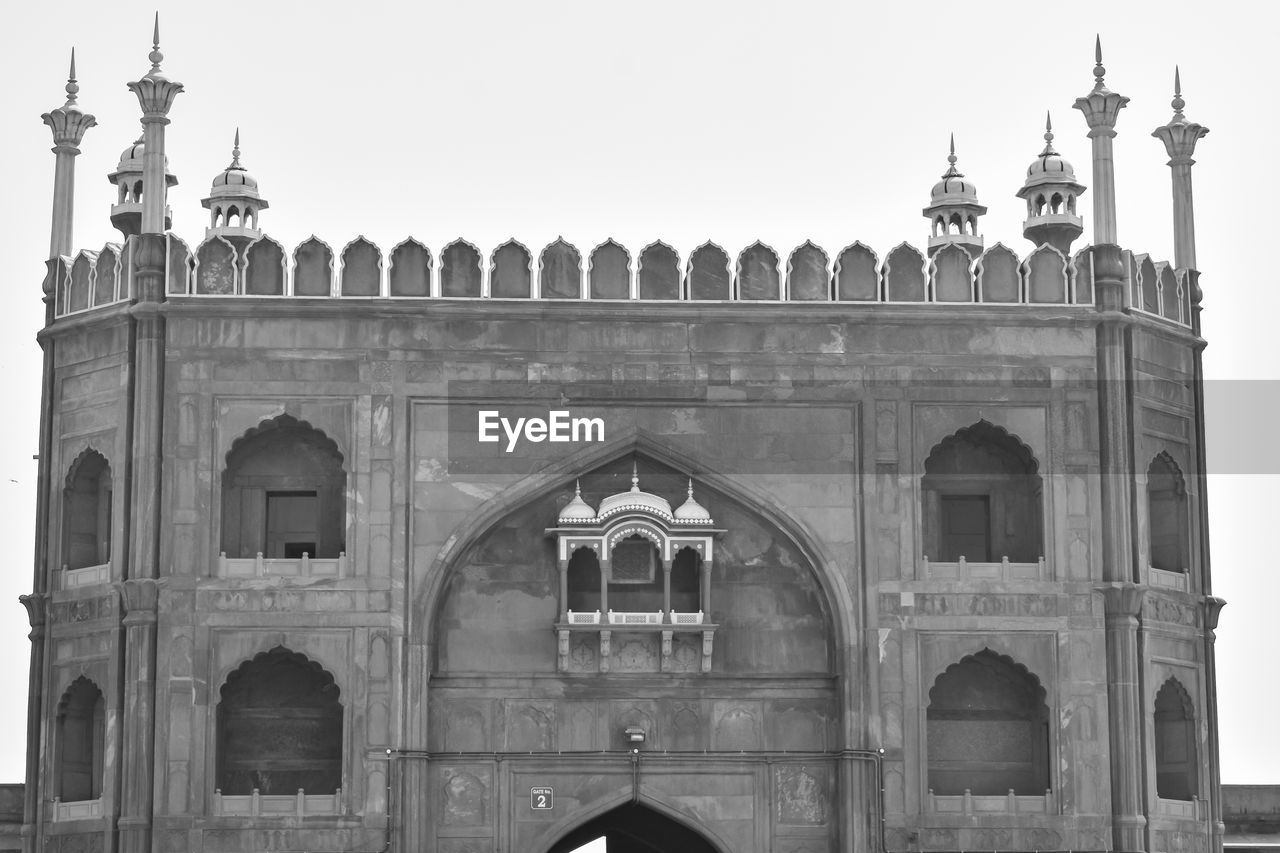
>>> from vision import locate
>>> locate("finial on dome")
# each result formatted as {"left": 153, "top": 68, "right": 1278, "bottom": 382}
{"left": 942, "top": 134, "right": 963, "bottom": 179}
{"left": 575, "top": 479, "right": 582, "bottom": 498}
{"left": 147, "top": 12, "right": 164, "bottom": 77}
{"left": 231, "top": 128, "right": 242, "bottom": 168}
{"left": 1171, "top": 66, "right": 1186, "bottom": 118}
{"left": 63, "top": 48, "right": 79, "bottom": 107}
{"left": 687, "top": 478, "right": 694, "bottom": 499}
{"left": 631, "top": 461, "right": 640, "bottom": 492}
{"left": 1041, "top": 111, "right": 1058, "bottom": 156}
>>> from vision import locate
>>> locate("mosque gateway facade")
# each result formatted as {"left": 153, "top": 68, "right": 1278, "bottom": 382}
{"left": 24, "top": 23, "right": 1221, "bottom": 853}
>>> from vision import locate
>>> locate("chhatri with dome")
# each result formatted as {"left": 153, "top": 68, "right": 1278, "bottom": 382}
{"left": 23, "top": 18, "right": 1221, "bottom": 853}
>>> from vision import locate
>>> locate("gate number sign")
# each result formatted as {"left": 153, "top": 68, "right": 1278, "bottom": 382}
{"left": 531, "top": 787, "right": 554, "bottom": 810}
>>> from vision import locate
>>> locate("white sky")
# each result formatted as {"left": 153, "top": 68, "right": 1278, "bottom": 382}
{"left": 0, "top": 0, "right": 1276, "bottom": 785}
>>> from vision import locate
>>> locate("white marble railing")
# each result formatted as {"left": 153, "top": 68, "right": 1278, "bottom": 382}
{"left": 607, "top": 610, "right": 664, "bottom": 625}
{"left": 212, "top": 788, "right": 342, "bottom": 817}
{"left": 217, "top": 552, "right": 348, "bottom": 579}
{"left": 928, "top": 789, "right": 1053, "bottom": 815}
{"left": 670, "top": 610, "right": 704, "bottom": 625}
{"left": 62, "top": 562, "right": 110, "bottom": 589}
{"left": 566, "top": 610, "right": 602, "bottom": 624}
{"left": 51, "top": 797, "right": 103, "bottom": 821}
{"left": 922, "top": 555, "right": 1046, "bottom": 582}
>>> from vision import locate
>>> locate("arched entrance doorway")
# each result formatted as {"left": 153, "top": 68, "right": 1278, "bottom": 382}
{"left": 549, "top": 803, "right": 720, "bottom": 853}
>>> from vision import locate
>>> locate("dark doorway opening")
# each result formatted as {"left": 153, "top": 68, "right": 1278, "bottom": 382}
{"left": 549, "top": 803, "right": 719, "bottom": 853}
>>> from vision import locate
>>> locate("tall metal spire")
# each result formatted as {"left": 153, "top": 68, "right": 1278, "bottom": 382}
{"left": 148, "top": 12, "right": 164, "bottom": 77}
{"left": 1041, "top": 111, "right": 1057, "bottom": 156}
{"left": 230, "top": 128, "right": 242, "bottom": 169}
{"left": 943, "top": 133, "right": 961, "bottom": 178}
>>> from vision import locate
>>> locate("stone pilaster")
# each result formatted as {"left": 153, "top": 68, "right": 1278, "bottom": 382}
{"left": 19, "top": 594, "right": 47, "bottom": 853}
{"left": 118, "top": 579, "right": 159, "bottom": 853}
{"left": 1099, "top": 583, "right": 1147, "bottom": 853}
{"left": 1203, "top": 597, "right": 1227, "bottom": 853}
{"left": 126, "top": 25, "right": 182, "bottom": 236}
{"left": 41, "top": 52, "right": 96, "bottom": 260}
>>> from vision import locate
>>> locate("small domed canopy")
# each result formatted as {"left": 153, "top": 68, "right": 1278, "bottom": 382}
{"left": 106, "top": 135, "right": 177, "bottom": 188}
{"left": 928, "top": 135, "right": 982, "bottom": 206}
{"left": 1021, "top": 115, "right": 1081, "bottom": 189}
{"left": 205, "top": 129, "right": 267, "bottom": 206}
{"left": 922, "top": 135, "right": 986, "bottom": 256}
{"left": 674, "top": 479, "right": 712, "bottom": 522}
{"left": 596, "top": 464, "right": 675, "bottom": 522}
{"left": 557, "top": 481, "right": 597, "bottom": 524}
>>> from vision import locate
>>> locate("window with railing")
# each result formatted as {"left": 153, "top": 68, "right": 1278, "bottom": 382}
{"left": 55, "top": 677, "right": 104, "bottom": 811}
{"left": 61, "top": 449, "right": 112, "bottom": 588}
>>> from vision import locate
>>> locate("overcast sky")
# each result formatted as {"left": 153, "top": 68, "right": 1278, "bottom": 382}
{"left": 1, "top": 0, "right": 1275, "bottom": 786}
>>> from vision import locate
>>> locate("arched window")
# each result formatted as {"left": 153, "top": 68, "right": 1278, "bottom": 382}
{"left": 1154, "top": 678, "right": 1197, "bottom": 800}
{"left": 221, "top": 416, "right": 346, "bottom": 559}
{"left": 216, "top": 648, "right": 343, "bottom": 795}
{"left": 63, "top": 450, "right": 111, "bottom": 571}
{"left": 927, "top": 650, "right": 1049, "bottom": 795}
{"left": 57, "top": 678, "right": 105, "bottom": 802}
{"left": 922, "top": 421, "right": 1042, "bottom": 563}
{"left": 1148, "top": 454, "right": 1189, "bottom": 573}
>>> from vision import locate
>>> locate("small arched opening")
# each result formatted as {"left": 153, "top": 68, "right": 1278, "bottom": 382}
{"left": 216, "top": 647, "right": 343, "bottom": 795}
{"left": 62, "top": 449, "right": 112, "bottom": 571}
{"left": 1154, "top": 677, "right": 1197, "bottom": 801}
{"left": 1148, "top": 453, "right": 1189, "bottom": 573}
{"left": 56, "top": 677, "right": 105, "bottom": 802}
{"left": 926, "top": 649, "right": 1050, "bottom": 795}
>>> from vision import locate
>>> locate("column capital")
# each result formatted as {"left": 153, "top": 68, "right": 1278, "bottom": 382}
{"left": 1097, "top": 582, "right": 1145, "bottom": 618}
{"left": 19, "top": 593, "right": 48, "bottom": 629}
{"left": 41, "top": 49, "right": 96, "bottom": 149}
{"left": 119, "top": 577, "right": 160, "bottom": 616}
{"left": 1152, "top": 67, "right": 1210, "bottom": 164}
{"left": 1202, "top": 596, "right": 1227, "bottom": 632}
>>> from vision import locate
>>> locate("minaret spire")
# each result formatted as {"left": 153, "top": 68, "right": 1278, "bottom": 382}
{"left": 42, "top": 47, "right": 97, "bottom": 261}
{"left": 128, "top": 14, "right": 184, "bottom": 236}
{"left": 1042, "top": 112, "right": 1056, "bottom": 155}
{"left": 231, "top": 127, "right": 241, "bottom": 168}
{"left": 1074, "top": 35, "right": 1129, "bottom": 245}
{"left": 1152, "top": 65, "right": 1209, "bottom": 275}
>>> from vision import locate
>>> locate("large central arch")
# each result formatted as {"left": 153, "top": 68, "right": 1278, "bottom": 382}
{"left": 546, "top": 800, "right": 725, "bottom": 853}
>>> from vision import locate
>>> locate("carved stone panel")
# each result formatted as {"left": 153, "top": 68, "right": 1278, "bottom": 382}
{"left": 439, "top": 767, "right": 489, "bottom": 827}
{"left": 775, "top": 765, "right": 829, "bottom": 825}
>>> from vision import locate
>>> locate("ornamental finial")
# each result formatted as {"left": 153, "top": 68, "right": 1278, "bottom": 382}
{"left": 64, "top": 48, "right": 79, "bottom": 106}
{"left": 147, "top": 12, "right": 164, "bottom": 77}
{"left": 231, "top": 127, "right": 241, "bottom": 168}
{"left": 941, "top": 133, "right": 963, "bottom": 179}
{"left": 1092, "top": 34, "right": 1106, "bottom": 90}
{"left": 687, "top": 478, "right": 694, "bottom": 499}
{"left": 631, "top": 461, "right": 640, "bottom": 492}
{"left": 575, "top": 479, "right": 582, "bottom": 498}
{"left": 1041, "top": 111, "right": 1058, "bottom": 156}
{"left": 1171, "top": 66, "right": 1186, "bottom": 119}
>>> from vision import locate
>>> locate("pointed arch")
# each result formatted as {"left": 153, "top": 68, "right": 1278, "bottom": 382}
{"left": 1024, "top": 243, "right": 1068, "bottom": 304}
{"left": 637, "top": 240, "right": 680, "bottom": 300}
{"left": 56, "top": 676, "right": 105, "bottom": 802}
{"left": 490, "top": 239, "right": 532, "bottom": 299}
{"left": 165, "top": 235, "right": 193, "bottom": 297}
{"left": 243, "top": 234, "right": 287, "bottom": 296}
{"left": 1177, "top": 268, "right": 1193, "bottom": 325}
{"left": 930, "top": 242, "right": 974, "bottom": 303}
{"left": 389, "top": 237, "right": 433, "bottom": 297}
{"left": 216, "top": 646, "right": 343, "bottom": 795}
{"left": 1157, "top": 262, "right": 1179, "bottom": 321}
{"left": 588, "top": 238, "right": 631, "bottom": 300}
{"left": 786, "top": 240, "right": 830, "bottom": 301}
{"left": 883, "top": 243, "right": 926, "bottom": 302}
{"left": 539, "top": 238, "right": 582, "bottom": 299}
{"left": 735, "top": 241, "right": 780, "bottom": 300}
{"left": 68, "top": 251, "right": 95, "bottom": 312}
{"left": 292, "top": 236, "right": 335, "bottom": 297}
{"left": 440, "top": 239, "right": 483, "bottom": 297}
{"left": 195, "top": 236, "right": 239, "bottom": 295}
{"left": 1148, "top": 451, "right": 1189, "bottom": 573}
{"left": 221, "top": 415, "right": 347, "bottom": 560}
{"left": 94, "top": 245, "right": 121, "bottom": 305}
{"left": 686, "top": 242, "right": 731, "bottom": 301}
{"left": 415, "top": 428, "right": 856, "bottom": 664}
{"left": 529, "top": 788, "right": 732, "bottom": 850}
{"left": 340, "top": 236, "right": 382, "bottom": 296}
{"left": 1154, "top": 677, "right": 1198, "bottom": 800}
{"left": 975, "top": 243, "right": 1020, "bottom": 303}
{"left": 834, "top": 242, "right": 879, "bottom": 301}
{"left": 62, "top": 447, "right": 112, "bottom": 572}
{"left": 926, "top": 648, "right": 1050, "bottom": 795}
{"left": 922, "top": 420, "right": 1043, "bottom": 563}
{"left": 1137, "top": 254, "right": 1159, "bottom": 314}
{"left": 1072, "top": 247, "right": 1093, "bottom": 304}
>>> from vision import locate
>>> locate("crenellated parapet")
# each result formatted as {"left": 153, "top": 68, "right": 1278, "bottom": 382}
{"left": 46, "top": 234, "right": 1195, "bottom": 330}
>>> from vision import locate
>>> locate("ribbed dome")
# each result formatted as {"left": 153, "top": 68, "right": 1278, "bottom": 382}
{"left": 206, "top": 130, "right": 265, "bottom": 201}
{"left": 673, "top": 480, "right": 712, "bottom": 523}
{"left": 1022, "top": 116, "right": 1080, "bottom": 188}
{"left": 113, "top": 137, "right": 172, "bottom": 173}
{"left": 596, "top": 466, "right": 674, "bottom": 521}
{"left": 557, "top": 482, "right": 597, "bottom": 523}
{"left": 931, "top": 173, "right": 979, "bottom": 203}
